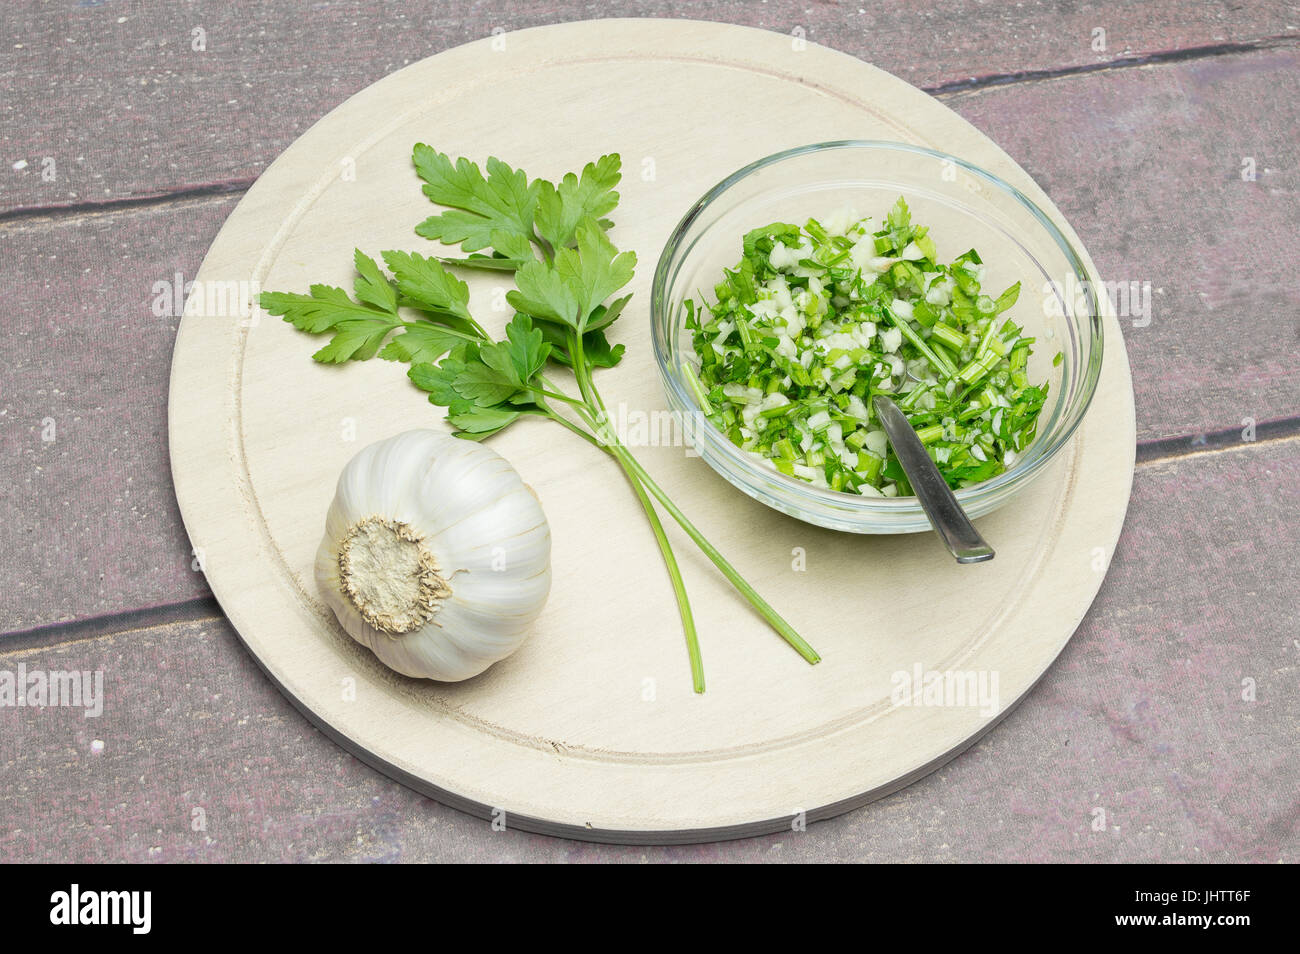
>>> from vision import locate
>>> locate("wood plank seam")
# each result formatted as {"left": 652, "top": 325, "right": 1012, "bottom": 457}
{"left": 1136, "top": 417, "right": 1300, "bottom": 464}
{"left": 0, "top": 597, "right": 220, "bottom": 656}
{"left": 926, "top": 33, "right": 1300, "bottom": 96}
{"left": 4, "top": 37, "right": 1294, "bottom": 224}
{"left": 0, "top": 179, "right": 256, "bottom": 225}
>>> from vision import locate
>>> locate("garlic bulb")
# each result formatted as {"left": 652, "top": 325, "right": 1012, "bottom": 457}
{"left": 315, "top": 429, "right": 551, "bottom": 681}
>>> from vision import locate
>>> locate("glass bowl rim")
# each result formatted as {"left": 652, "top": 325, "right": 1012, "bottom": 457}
{"left": 650, "top": 139, "right": 1106, "bottom": 515}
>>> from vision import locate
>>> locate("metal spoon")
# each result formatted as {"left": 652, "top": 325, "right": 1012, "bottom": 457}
{"left": 873, "top": 394, "right": 994, "bottom": 564}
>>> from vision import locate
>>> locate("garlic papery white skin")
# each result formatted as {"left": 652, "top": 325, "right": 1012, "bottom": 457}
{"left": 315, "top": 429, "right": 551, "bottom": 681}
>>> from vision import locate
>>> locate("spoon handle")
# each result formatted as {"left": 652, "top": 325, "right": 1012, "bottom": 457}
{"left": 873, "top": 396, "right": 994, "bottom": 564}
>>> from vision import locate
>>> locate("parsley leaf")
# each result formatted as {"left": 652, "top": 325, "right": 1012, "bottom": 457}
{"left": 578, "top": 329, "right": 625, "bottom": 367}
{"left": 380, "top": 249, "right": 473, "bottom": 323}
{"left": 534, "top": 154, "right": 622, "bottom": 251}
{"left": 432, "top": 252, "right": 533, "bottom": 272}
{"left": 352, "top": 247, "right": 398, "bottom": 312}
{"left": 453, "top": 360, "right": 518, "bottom": 406}
{"left": 307, "top": 315, "right": 404, "bottom": 363}
{"left": 559, "top": 222, "right": 636, "bottom": 331}
{"left": 994, "top": 281, "right": 1022, "bottom": 313}
{"left": 407, "top": 352, "right": 470, "bottom": 405}
{"left": 508, "top": 219, "right": 635, "bottom": 332}
{"left": 445, "top": 403, "right": 523, "bottom": 439}
{"left": 259, "top": 250, "right": 404, "bottom": 363}
{"left": 887, "top": 195, "right": 911, "bottom": 232}
{"left": 412, "top": 146, "right": 540, "bottom": 255}
{"left": 535, "top": 321, "right": 626, "bottom": 369}
{"left": 742, "top": 222, "right": 802, "bottom": 260}
{"left": 506, "top": 257, "right": 577, "bottom": 326}
{"left": 403, "top": 317, "right": 547, "bottom": 416}
{"left": 486, "top": 229, "right": 537, "bottom": 262}
{"left": 495, "top": 312, "right": 552, "bottom": 384}
{"left": 584, "top": 293, "right": 632, "bottom": 333}
{"left": 378, "top": 324, "right": 462, "bottom": 364}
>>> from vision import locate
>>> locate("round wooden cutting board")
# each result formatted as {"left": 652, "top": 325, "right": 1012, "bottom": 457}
{"left": 169, "top": 19, "right": 1135, "bottom": 843}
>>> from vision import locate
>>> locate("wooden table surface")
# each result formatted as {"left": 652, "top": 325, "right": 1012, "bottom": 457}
{"left": 2, "top": 0, "right": 1296, "bottom": 862}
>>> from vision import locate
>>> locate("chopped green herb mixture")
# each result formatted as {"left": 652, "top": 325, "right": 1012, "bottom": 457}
{"left": 686, "top": 198, "right": 1058, "bottom": 496}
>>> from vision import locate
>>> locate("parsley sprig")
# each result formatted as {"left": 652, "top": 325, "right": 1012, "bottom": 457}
{"left": 260, "top": 147, "right": 821, "bottom": 693}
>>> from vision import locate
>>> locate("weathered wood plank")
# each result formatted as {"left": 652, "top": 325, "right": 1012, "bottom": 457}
{"left": 2, "top": 0, "right": 1295, "bottom": 211}
{"left": 1, "top": 439, "right": 1295, "bottom": 861}
{"left": 947, "top": 47, "right": 1300, "bottom": 442}
{"left": 0, "top": 197, "right": 233, "bottom": 632}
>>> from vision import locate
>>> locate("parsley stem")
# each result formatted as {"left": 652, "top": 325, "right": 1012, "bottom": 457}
{"left": 531, "top": 230, "right": 556, "bottom": 266}
{"left": 568, "top": 338, "right": 818, "bottom": 666}
{"left": 400, "top": 320, "right": 484, "bottom": 344}
{"left": 539, "top": 383, "right": 705, "bottom": 693}
{"left": 603, "top": 436, "right": 820, "bottom": 666}
{"left": 681, "top": 362, "right": 714, "bottom": 413}
{"left": 527, "top": 384, "right": 585, "bottom": 406}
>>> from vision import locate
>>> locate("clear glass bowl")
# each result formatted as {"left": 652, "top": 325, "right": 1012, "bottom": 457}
{"left": 651, "top": 141, "right": 1104, "bottom": 534}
